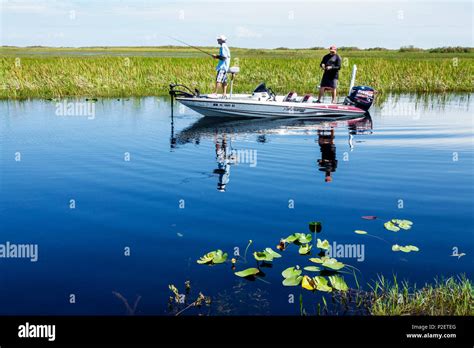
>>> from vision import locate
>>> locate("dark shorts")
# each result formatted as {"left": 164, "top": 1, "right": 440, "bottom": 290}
{"left": 321, "top": 76, "right": 338, "bottom": 89}
{"left": 216, "top": 70, "right": 228, "bottom": 84}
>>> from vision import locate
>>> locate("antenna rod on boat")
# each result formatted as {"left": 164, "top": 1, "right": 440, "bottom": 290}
{"left": 168, "top": 36, "right": 214, "bottom": 58}
{"left": 348, "top": 64, "right": 357, "bottom": 95}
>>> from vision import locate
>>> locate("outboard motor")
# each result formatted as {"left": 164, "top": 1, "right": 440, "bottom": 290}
{"left": 344, "top": 86, "right": 375, "bottom": 111}
{"left": 252, "top": 82, "right": 276, "bottom": 101}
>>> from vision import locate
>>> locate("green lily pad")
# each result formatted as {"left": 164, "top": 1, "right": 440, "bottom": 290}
{"left": 302, "top": 275, "right": 332, "bottom": 292}
{"left": 197, "top": 252, "right": 215, "bottom": 264}
{"left": 253, "top": 251, "right": 273, "bottom": 262}
{"left": 329, "top": 275, "right": 349, "bottom": 291}
{"left": 284, "top": 234, "right": 299, "bottom": 243}
{"left": 298, "top": 234, "right": 313, "bottom": 244}
{"left": 354, "top": 230, "right": 368, "bottom": 235}
{"left": 322, "top": 258, "right": 345, "bottom": 270}
{"left": 196, "top": 250, "right": 228, "bottom": 264}
{"left": 314, "top": 276, "right": 332, "bottom": 292}
{"left": 264, "top": 248, "right": 282, "bottom": 258}
{"left": 317, "top": 238, "right": 330, "bottom": 250}
{"left": 303, "top": 266, "right": 321, "bottom": 272}
{"left": 299, "top": 244, "right": 312, "bottom": 255}
{"left": 392, "top": 244, "right": 420, "bottom": 253}
{"left": 282, "top": 275, "right": 303, "bottom": 286}
{"left": 235, "top": 268, "right": 260, "bottom": 277}
{"left": 309, "top": 221, "right": 322, "bottom": 233}
{"left": 282, "top": 266, "right": 302, "bottom": 279}
{"left": 384, "top": 221, "right": 400, "bottom": 232}
{"left": 309, "top": 256, "right": 328, "bottom": 264}
{"left": 212, "top": 249, "right": 228, "bottom": 264}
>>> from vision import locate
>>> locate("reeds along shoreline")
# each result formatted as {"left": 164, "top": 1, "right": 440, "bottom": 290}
{"left": 1, "top": 54, "right": 473, "bottom": 99}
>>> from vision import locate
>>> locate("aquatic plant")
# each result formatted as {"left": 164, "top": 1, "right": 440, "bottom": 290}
{"left": 253, "top": 248, "right": 281, "bottom": 262}
{"left": 392, "top": 244, "right": 419, "bottom": 252}
{"left": 367, "top": 275, "right": 474, "bottom": 316}
{"left": 235, "top": 268, "right": 261, "bottom": 278}
{"left": 167, "top": 281, "right": 211, "bottom": 316}
{"left": 112, "top": 291, "right": 142, "bottom": 316}
{"left": 309, "top": 256, "right": 345, "bottom": 271}
{"left": 2, "top": 47, "right": 473, "bottom": 99}
{"left": 308, "top": 221, "right": 322, "bottom": 233}
{"left": 316, "top": 238, "right": 330, "bottom": 250}
{"left": 281, "top": 266, "right": 303, "bottom": 286}
{"left": 196, "top": 249, "right": 228, "bottom": 265}
{"left": 284, "top": 233, "right": 312, "bottom": 244}
{"left": 384, "top": 219, "right": 413, "bottom": 232}
{"left": 298, "top": 244, "right": 312, "bottom": 255}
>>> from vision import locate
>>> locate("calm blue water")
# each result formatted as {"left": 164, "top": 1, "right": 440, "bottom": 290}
{"left": 0, "top": 94, "right": 473, "bottom": 315}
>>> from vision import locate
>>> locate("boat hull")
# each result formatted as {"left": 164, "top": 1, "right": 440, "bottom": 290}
{"left": 176, "top": 97, "right": 367, "bottom": 118}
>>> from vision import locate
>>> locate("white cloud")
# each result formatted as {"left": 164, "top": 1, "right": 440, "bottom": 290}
{"left": 235, "top": 26, "right": 262, "bottom": 39}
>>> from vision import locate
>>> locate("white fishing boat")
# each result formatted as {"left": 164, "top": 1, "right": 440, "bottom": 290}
{"left": 170, "top": 65, "right": 375, "bottom": 118}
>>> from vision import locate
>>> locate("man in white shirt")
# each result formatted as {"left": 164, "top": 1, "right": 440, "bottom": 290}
{"left": 212, "top": 35, "right": 231, "bottom": 97}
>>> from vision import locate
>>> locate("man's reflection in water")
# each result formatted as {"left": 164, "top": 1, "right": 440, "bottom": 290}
{"left": 317, "top": 128, "right": 337, "bottom": 183}
{"left": 214, "top": 133, "right": 236, "bottom": 192}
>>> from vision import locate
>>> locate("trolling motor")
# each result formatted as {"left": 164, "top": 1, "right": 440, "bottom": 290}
{"left": 169, "top": 83, "right": 199, "bottom": 98}
{"left": 343, "top": 65, "right": 375, "bottom": 111}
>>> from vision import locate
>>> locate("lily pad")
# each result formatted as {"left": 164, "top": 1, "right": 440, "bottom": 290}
{"left": 309, "top": 256, "right": 328, "bottom": 264}
{"left": 284, "top": 234, "right": 299, "bottom": 243}
{"left": 282, "top": 275, "right": 303, "bottom": 286}
{"left": 302, "top": 275, "right": 333, "bottom": 292}
{"left": 212, "top": 250, "right": 228, "bottom": 264}
{"left": 253, "top": 251, "right": 274, "bottom": 262}
{"left": 298, "top": 234, "right": 313, "bottom": 244}
{"left": 317, "top": 238, "right": 330, "bottom": 250}
{"left": 197, "top": 250, "right": 228, "bottom": 264}
{"left": 392, "top": 244, "right": 420, "bottom": 253}
{"left": 384, "top": 221, "right": 400, "bottom": 232}
{"left": 303, "top": 266, "right": 320, "bottom": 272}
{"left": 329, "top": 275, "right": 349, "bottom": 291}
{"left": 264, "top": 248, "right": 282, "bottom": 258}
{"left": 235, "top": 268, "right": 260, "bottom": 277}
{"left": 309, "top": 221, "right": 322, "bottom": 233}
{"left": 285, "top": 233, "right": 313, "bottom": 244}
{"left": 301, "top": 275, "right": 316, "bottom": 291}
{"left": 282, "top": 266, "right": 302, "bottom": 279}
{"left": 321, "top": 258, "right": 345, "bottom": 270}
{"left": 299, "top": 244, "right": 312, "bottom": 255}
{"left": 354, "top": 230, "right": 368, "bottom": 235}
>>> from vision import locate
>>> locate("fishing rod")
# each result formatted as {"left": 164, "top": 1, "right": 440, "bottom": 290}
{"left": 168, "top": 36, "right": 214, "bottom": 58}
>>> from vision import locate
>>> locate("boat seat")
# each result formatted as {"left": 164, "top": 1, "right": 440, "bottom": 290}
{"left": 301, "top": 94, "right": 314, "bottom": 103}
{"left": 283, "top": 92, "right": 297, "bottom": 102}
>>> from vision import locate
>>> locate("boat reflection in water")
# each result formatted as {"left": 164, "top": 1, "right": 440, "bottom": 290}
{"left": 171, "top": 114, "right": 373, "bottom": 190}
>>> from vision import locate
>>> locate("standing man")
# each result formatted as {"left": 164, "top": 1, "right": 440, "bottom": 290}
{"left": 316, "top": 45, "right": 341, "bottom": 104}
{"left": 212, "top": 35, "right": 231, "bottom": 98}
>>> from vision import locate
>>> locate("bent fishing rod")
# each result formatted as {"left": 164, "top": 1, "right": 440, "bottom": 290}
{"left": 168, "top": 36, "right": 225, "bottom": 60}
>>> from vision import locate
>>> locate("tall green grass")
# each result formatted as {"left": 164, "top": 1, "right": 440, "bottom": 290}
{"left": 368, "top": 275, "right": 473, "bottom": 316}
{"left": 1, "top": 50, "right": 473, "bottom": 99}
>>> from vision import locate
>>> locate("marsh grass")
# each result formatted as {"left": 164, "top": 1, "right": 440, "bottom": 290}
{"left": 1, "top": 47, "right": 473, "bottom": 99}
{"left": 368, "top": 275, "right": 473, "bottom": 316}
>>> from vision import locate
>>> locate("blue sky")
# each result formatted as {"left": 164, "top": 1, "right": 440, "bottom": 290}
{"left": 1, "top": 0, "right": 472, "bottom": 48}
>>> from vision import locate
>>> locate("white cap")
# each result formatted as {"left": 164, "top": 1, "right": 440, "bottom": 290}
{"left": 216, "top": 35, "right": 227, "bottom": 41}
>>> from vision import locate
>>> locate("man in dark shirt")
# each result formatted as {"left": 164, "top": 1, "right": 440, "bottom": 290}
{"left": 316, "top": 45, "right": 341, "bottom": 104}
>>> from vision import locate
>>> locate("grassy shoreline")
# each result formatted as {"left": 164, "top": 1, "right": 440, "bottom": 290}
{"left": 1, "top": 47, "right": 473, "bottom": 99}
